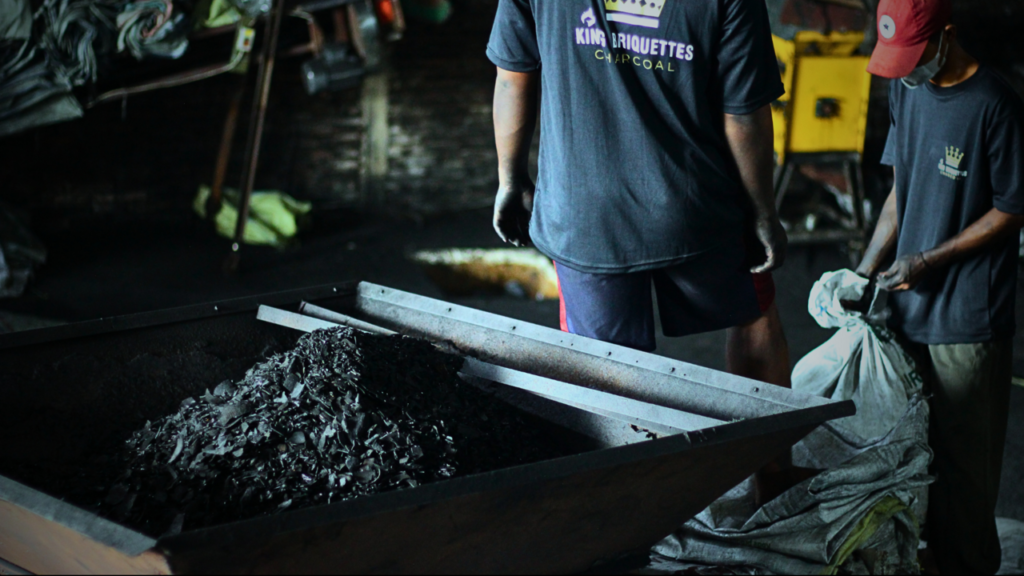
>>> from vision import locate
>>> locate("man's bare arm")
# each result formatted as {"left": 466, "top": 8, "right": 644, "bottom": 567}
{"left": 924, "top": 208, "right": 1024, "bottom": 268}
{"left": 724, "top": 106, "right": 787, "bottom": 273}
{"left": 855, "top": 185, "right": 899, "bottom": 278}
{"left": 878, "top": 207, "right": 1024, "bottom": 291}
{"left": 492, "top": 67, "right": 539, "bottom": 246}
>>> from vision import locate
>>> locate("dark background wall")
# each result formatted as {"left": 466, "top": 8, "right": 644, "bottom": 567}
{"left": 2, "top": 0, "right": 1022, "bottom": 232}
{"left": 0, "top": 0, "right": 500, "bottom": 231}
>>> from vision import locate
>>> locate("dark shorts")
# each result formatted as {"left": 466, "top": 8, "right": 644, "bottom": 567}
{"left": 555, "top": 242, "right": 774, "bottom": 352}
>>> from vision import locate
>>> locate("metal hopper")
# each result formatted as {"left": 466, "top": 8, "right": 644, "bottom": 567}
{"left": 0, "top": 282, "right": 853, "bottom": 574}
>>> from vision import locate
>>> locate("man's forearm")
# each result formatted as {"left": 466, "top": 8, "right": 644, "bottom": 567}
{"left": 723, "top": 106, "right": 778, "bottom": 221}
{"left": 856, "top": 188, "right": 898, "bottom": 277}
{"left": 723, "top": 105, "right": 787, "bottom": 272}
{"left": 922, "top": 207, "right": 1024, "bottom": 270}
{"left": 493, "top": 68, "right": 539, "bottom": 190}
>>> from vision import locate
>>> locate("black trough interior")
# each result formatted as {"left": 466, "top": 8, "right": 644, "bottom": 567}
{"left": 0, "top": 292, "right": 594, "bottom": 536}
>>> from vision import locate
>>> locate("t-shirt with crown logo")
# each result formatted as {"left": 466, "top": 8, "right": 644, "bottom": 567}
{"left": 881, "top": 65, "right": 1024, "bottom": 344}
{"left": 487, "top": 0, "right": 784, "bottom": 273}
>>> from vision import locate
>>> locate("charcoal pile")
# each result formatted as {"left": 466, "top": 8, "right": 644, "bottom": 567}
{"left": 100, "top": 327, "right": 565, "bottom": 536}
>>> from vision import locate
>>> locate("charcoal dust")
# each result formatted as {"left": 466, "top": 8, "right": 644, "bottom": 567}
{"left": 96, "top": 327, "right": 565, "bottom": 536}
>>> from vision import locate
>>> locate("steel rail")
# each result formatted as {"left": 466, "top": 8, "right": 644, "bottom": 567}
{"left": 299, "top": 301, "right": 398, "bottom": 335}
{"left": 257, "top": 305, "right": 724, "bottom": 433}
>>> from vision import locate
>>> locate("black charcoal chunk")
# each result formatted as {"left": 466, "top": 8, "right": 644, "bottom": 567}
{"left": 214, "top": 381, "right": 236, "bottom": 397}
{"left": 96, "top": 326, "right": 568, "bottom": 536}
{"left": 218, "top": 403, "right": 249, "bottom": 425}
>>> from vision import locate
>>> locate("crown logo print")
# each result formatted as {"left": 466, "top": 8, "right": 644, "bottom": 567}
{"left": 945, "top": 146, "right": 964, "bottom": 169}
{"left": 938, "top": 145, "right": 968, "bottom": 180}
{"left": 604, "top": 0, "right": 666, "bottom": 29}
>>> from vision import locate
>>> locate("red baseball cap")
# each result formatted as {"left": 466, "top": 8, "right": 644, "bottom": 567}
{"left": 867, "top": 0, "right": 952, "bottom": 79}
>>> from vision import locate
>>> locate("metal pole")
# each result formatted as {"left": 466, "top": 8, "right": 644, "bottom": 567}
{"left": 774, "top": 161, "right": 795, "bottom": 210}
{"left": 208, "top": 82, "right": 245, "bottom": 218}
{"left": 86, "top": 56, "right": 244, "bottom": 108}
{"left": 224, "top": 0, "right": 287, "bottom": 273}
{"left": 848, "top": 156, "right": 868, "bottom": 265}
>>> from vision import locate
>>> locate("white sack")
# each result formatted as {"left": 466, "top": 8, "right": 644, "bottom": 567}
{"left": 793, "top": 270, "right": 924, "bottom": 460}
{"left": 649, "top": 270, "right": 933, "bottom": 575}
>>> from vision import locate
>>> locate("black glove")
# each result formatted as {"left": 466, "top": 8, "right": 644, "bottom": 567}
{"left": 492, "top": 182, "right": 534, "bottom": 247}
{"left": 877, "top": 253, "right": 929, "bottom": 291}
{"left": 750, "top": 215, "right": 788, "bottom": 273}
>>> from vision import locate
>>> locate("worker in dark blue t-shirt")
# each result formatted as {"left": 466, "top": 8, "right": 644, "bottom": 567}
{"left": 856, "top": 0, "right": 1024, "bottom": 572}
{"left": 486, "top": 0, "right": 804, "bottom": 502}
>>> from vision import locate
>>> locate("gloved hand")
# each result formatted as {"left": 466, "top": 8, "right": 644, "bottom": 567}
{"left": 492, "top": 182, "right": 534, "bottom": 247}
{"left": 750, "top": 214, "right": 788, "bottom": 273}
{"left": 840, "top": 276, "right": 874, "bottom": 314}
{"left": 877, "top": 253, "right": 929, "bottom": 291}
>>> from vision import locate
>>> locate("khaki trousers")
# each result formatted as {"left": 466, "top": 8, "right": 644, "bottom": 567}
{"left": 909, "top": 340, "right": 1013, "bottom": 575}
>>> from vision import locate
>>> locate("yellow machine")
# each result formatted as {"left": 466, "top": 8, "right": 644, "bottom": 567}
{"left": 771, "top": 31, "right": 871, "bottom": 164}
{"left": 770, "top": 30, "right": 873, "bottom": 253}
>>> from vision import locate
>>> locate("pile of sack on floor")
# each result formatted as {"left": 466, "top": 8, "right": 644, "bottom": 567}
{"left": 649, "top": 270, "right": 933, "bottom": 575}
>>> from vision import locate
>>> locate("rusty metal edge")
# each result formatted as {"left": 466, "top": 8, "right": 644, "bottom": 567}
{"left": 0, "top": 556, "right": 29, "bottom": 575}
{"left": 0, "top": 476, "right": 155, "bottom": 556}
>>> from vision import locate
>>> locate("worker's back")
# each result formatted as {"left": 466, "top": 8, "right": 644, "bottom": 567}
{"left": 488, "top": 0, "right": 784, "bottom": 273}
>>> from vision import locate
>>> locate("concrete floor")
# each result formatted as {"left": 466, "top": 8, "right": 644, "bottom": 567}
{"left": 0, "top": 207, "right": 1021, "bottom": 523}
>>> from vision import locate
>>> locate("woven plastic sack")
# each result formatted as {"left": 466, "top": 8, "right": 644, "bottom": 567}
{"left": 648, "top": 270, "right": 932, "bottom": 575}
{"left": 793, "top": 270, "right": 924, "bottom": 445}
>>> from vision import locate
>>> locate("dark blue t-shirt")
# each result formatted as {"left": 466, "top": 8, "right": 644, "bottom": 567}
{"left": 487, "top": 0, "right": 784, "bottom": 273}
{"left": 881, "top": 65, "right": 1024, "bottom": 344}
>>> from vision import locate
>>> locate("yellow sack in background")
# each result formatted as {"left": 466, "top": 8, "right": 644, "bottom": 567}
{"left": 194, "top": 185, "right": 312, "bottom": 249}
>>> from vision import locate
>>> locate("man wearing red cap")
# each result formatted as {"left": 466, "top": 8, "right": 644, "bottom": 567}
{"left": 857, "top": 0, "right": 1024, "bottom": 572}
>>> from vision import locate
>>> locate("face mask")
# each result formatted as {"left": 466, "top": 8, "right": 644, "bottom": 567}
{"left": 902, "top": 32, "right": 947, "bottom": 89}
